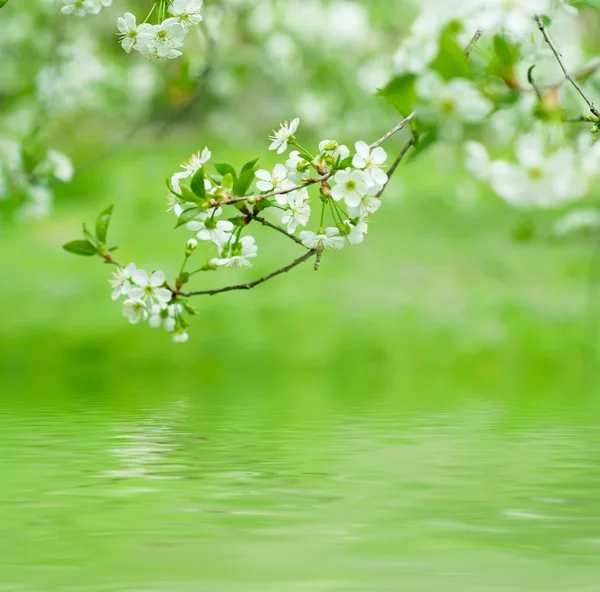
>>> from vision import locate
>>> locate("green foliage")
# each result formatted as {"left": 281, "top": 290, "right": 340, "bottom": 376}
{"left": 430, "top": 25, "right": 472, "bottom": 81}
{"left": 221, "top": 173, "right": 234, "bottom": 192}
{"left": 0, "top": 0, "right": 8, "bottom": 9}
{"left": 95, "top": 205, "right": 114, "bottom": 244}
{"left": 234, "top": 159, "right": 260, "bottom": 197}
{"left": 190, "top": 167, "right": 206, "bottom": 200}
{"left": 62, "top": 240, "right": 98, "bottom": 257}
{"left": 175, "top": 206, "right": 204, "bottom": 228}
{"left": 378, "top": 74, "right": 417, "bottom": 117}
{"left": 214, "top": 163, "right": 237, "bottom": 180}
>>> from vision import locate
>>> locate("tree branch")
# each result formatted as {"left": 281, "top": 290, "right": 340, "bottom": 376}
{"left": 535, "top": 15, "right": 599, "bottom": 119}
{"left": 369, "top": 112, "right": 416, "bottom": 149}
{"left": 464, "top": 30, "right": 483, "bottom": 58}
{"left": 209, "top": 113, "right": 416, "bottom": 210}
{"left": 180, "top": 250, "right": 316, "bottom": 297}
{"left": 376, "top": 137, "right": 415, "bottom": 199}
{"left": 249, "top": 212, "right": 306, "bottom": 246}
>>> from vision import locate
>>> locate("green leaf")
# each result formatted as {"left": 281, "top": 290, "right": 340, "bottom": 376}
{"left": 190, "top": 167, "right": 206, "bottom": 200}
{"left": 0, "top": 0, "right": 9, "bottom": 9}
{"left": 83, "top": 223, "right": 95, "bottom": 244}
{"left": 175, "top": 206, "right": 203, "bottom": 229}
{"left": 63, "top": 240, "right": 98, "bottom": 257}
{"left": 493, "top": 34, "right": 519, "bottom": 67}
{"left": 540, "top": 14, "right": 552, "bottom": 27}
{"left": 221, "top": 173, "right": 234, "bottom": 191}
{"left": 214, "top": 163, "right": 237, "bottom": 181}
{"left": 408, "top": 131, "right": 438, "bottom": 161}
{"left": 430, "top": 25, "right": 472, "bottom": 80}
{"left": 378, "top": 74, "right": 417, "bottom": 117}
{"left": 240, "top": 158, "right": 259, "bottom": 173}
{"left": 234, "top": 166, "right": 259, "bottom": 197}
{"left": 95, "top": 204, "right": 114, "bottom": 243}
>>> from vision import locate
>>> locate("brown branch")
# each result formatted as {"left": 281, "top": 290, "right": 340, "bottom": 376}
{"left": 535, "top": 15, "right": 599, "bottom": 119}
{"left": 464, "top": 30, "right": 483, "bottom": 58}
{"left": 369, "top": 112, "right": 416, "bottom": 149}
{"left": 180, "top": 250, "right": 316, "bottom": 297}
{"left": 249, "top": 213, "right": 306, "bottom": 246}
{"left": 376, "top": 137, "right": 415, "bottom": 199}
{"left": 209, "top": 113, "right": 417, "bottom": 210}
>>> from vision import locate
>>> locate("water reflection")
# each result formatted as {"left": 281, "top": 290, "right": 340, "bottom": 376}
{"left": 1, "top": 400, "right": 599, "bottom": 591}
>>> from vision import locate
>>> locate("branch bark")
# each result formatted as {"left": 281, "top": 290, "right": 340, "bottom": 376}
{"left": 535, "top": 15, "right": 599, "bottom": 119}
{"left": 180, "top": 250, "right": 316, "bottom": 297}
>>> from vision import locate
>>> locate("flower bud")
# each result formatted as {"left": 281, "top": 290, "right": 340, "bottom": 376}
{"left": 187, "top": 238, "right": 198, "bottom": 251}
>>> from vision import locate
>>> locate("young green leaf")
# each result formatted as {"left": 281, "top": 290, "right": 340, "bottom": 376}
{"left": 430, "top": 26, "right": 472, "bottom": 80}
{"left": 175, "top": 206, "right": 203, "bottom": 228}
{"left": 190, "top": 167, "right": 206, "bottom": 200}
{"left": 83, "top": 223, "right": 96, "bottom": 244}
{"left": 234, "top": 166, "right": 259, "bottom": 197}
{"left": 240, "top": 158, "right": 259, "bottom": 173}
{"left": 214, "top": 163, "right": 238, "bottom": 181}
{"left": 378, "top": 74, "right": 417, "bottom": 117}
{"left": 493, "top": 34, "right": 519, "bottom": 67}
{"left": 221, "top": 173, "right": 234, "bottom": 191}
{"left": 95, "top": 205, "right": 114, "bottom": 243}
{"left": 63, "top": 240, "right": 98, "bottom": 257}
{"left": 0, "top": 0, "right": 8, "bottom": 9}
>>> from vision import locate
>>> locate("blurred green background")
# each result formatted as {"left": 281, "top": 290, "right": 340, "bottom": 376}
{"left": 3, "top": 1, "right": 600, "bottom": 590}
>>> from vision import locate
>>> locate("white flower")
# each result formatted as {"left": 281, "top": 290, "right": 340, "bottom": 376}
{"left": 255, "top": 164, "right": 291, "bottom": 192}
{"left": 473, "top": 0, "right": 551, "bottom": 39}
{"left": 286, "top": 151, "right": 310, "bottom": 182}
{"left": 465, "top": 141, "right": 492, "bottom": 182}
{"left": 149, "top": 303, "right": 182, "bottom": 332}
{"left": 117, "top": 12, "right": 149, "bottom": 54}
{"left": 553, "top": 209, "right": 600, "bottom": 237}
{"left": 299, "top": 228, "right": 346, "bottom": 250}
{"left": 171, "top": 148, "right": 211, "bottom": 191}
{"left": 109, "top": 262, "right": 136, "bottom": 301}
{"left": 61, "top": 0, "right": 102, "bottom": 17}
{"left": 34, "top": 150, "right": 74, "bottom": 182}
{"left": 343, "top": 219, "right": 368, "bottom": 246}
{"left": 269, "top": 118, "right": 300, "bottom": 154}
{"left": 131, "top": 269, "right": 172, "bottom": 308}
{"left": 211, "top": 235, "right": 258, "bottom": 269}
{"left": 188, "top": 214, "right": 235, "bottom": 246}
{"left": 169, "top": 0, "right": 204, "bottom": 32}
{"left": 347, "top": 185, "right": 382, "bottom": 220}
{"left": 318, "top": 140, "right": 350, "bottom": 162}
{"left": 122, "top": 298, "right": 148, "bottom": 325}
{"left": 416, "top": 71, "right": 493, "bottom": 137}
{"left": 352, "top": 141, "right": 388, "bottom": 186}
{"left": 489, "top": 133, "right": 585, "bottom": 208}
{"left": 136, "top": 19, "right": 186, "bottom": 60}
{"left": 281, "top": 189, "right": 311, "bottom": 232}
{"left": 331, "top": 169, "right": 369, "bottom": 208}
{"left": 172, "top": 331, "right": 190, "bottom": 344}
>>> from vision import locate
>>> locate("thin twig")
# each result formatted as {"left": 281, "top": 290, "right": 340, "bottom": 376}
{"left": 535, "top": 15, "right": 599, "bottom": 119}
{"left": 180, "top": 250, "right": 316, "bottom": 297}
{"left": 464, "top": 30, "right": 483, "bottom": 58}
{"left": 369, "top": 112, "right": 416, "bottom": 149}
{"left": 376, "top": 137, "right": 415, "bottom": 199}
{"left": 249, "top": 213, "right": 305, "bottom": 246}
{"left": 211, "top": 114, "right": 416, "bottom": 210}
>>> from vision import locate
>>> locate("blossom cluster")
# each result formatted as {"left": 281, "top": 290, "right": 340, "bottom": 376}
{"left": 165, "top": 117, "right": 388, "bottom": 269}
{"left": 117, "top": 0, "right": 204, "bottom": 60}
{"left": 0, "top": 138, "right": 73, "bottom": 220}
{"left": 109, "top": 263, "right": 190, "bottom": 343}
{"left": 60, "top": 0, "right": 204, "bottom": 60}
{"left": 71, "top": 116, "right": 394, "bottom": 342}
